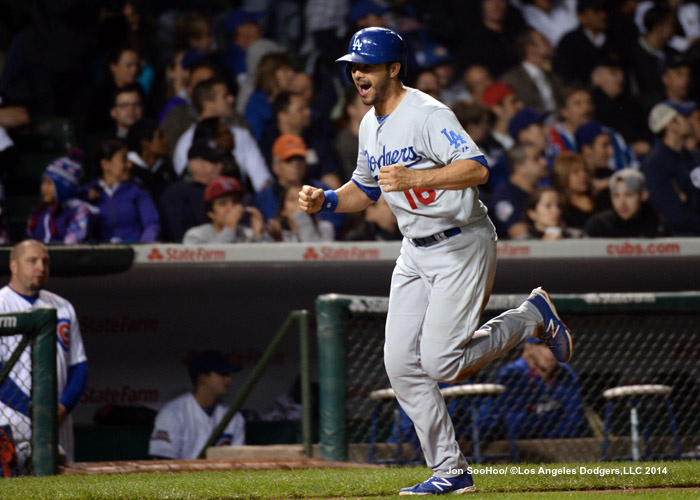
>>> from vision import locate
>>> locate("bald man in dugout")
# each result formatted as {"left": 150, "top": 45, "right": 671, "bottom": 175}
{"left": 1, "top": 239, "right": 88, "bottom": 466}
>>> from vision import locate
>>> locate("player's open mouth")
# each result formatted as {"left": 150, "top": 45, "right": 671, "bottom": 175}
{"left": 358, "top": 83, "right": 372, "bottom": 97}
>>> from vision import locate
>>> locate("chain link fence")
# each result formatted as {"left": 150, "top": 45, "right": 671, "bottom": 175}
{"left": 0, "top": 309, "right": 58, "bottom": 476}
{"left": 319, "top": 293, "right": 700, "bottom": 464}
{"left": 0, "top": 332, "right": 34, "bottom": 476}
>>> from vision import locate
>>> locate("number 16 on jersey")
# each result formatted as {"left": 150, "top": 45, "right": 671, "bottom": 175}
{"left": 404, "top": 188, "right": 436, "bottom": 209}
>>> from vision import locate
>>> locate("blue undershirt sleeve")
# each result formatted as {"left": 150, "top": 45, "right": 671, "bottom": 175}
{"left": 0, "top": 364, "right": 30, "bottom": 417}
{"left": 469, "top": 155, "right": 488, "bottom": 168}
{"left": 60, "top": 361, "right": 88, "bottom": 413}
{"left": 351, "top": 179, "right": 382, "bottom": 202}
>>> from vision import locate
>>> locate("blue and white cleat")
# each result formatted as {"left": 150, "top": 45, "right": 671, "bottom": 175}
{"left": 399, "top": 471, "right": 476, "bottom": 495}
{"left": 527, "top": 287, "right": 573, "bottom": 363}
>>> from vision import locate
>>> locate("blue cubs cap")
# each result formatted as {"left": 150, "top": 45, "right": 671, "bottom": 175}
{"left": 664, "top": 100, "right": 696, "bottom": 116}
{"left": 43, "top": 149, "right": 83, "bottom": 203}
{"left": 225, "top": 8, "right": 264, "bottom": 36}
{"left": 525, "top": 337, "right": 543, "bottom": 344}
{"left": 575, "top": 120, "right": 608, "bottom": 147}
{"left": 189, "top": 350, "right": 240, "bottom": 382}
{"left": 508, "top": 107, "right": 549, "bottom": 139}
{"left": 349, "top": 0, "right": 388, "bottom": 24}
{"left": 648, "top": 101, "right": 696, "bottom": 133}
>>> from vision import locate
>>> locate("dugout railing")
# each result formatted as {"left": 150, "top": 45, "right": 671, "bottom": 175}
{"left": 0, "top": 308, "right": 58, "bottom": 476}
{"left": 317, "top": 292, "right": 700, "bottom": 464}
{"left": 196, "top": 309, "right": 313, "bottom": 458}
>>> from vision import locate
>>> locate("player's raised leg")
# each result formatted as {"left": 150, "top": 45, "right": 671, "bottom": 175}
{"left": 414, "top": 227, "right": 570, "bottom": 383}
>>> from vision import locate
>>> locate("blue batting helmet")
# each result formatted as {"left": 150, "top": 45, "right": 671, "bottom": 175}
{"left": 336, "top": 27, "right": 407, "bottom": 80}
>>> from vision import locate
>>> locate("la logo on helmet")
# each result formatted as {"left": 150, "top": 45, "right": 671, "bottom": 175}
{"left": 352, "top": 38, "right": 363, "bottom": 51}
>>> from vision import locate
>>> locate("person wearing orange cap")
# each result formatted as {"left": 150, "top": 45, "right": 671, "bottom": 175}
{"left": 255, "top": 135, "right": 345, "bottom": 236}
{"left": 182, "top": 176, "right": 268, "bottom": 244}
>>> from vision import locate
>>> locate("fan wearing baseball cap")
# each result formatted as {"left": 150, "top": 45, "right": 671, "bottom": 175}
{"left": 477, "top": 83, "right": 523, "bottom": 194}
{"left": 575, "top": 120, "right": 615, "bottom": 207}
{"left": 182, "top": 176, "right": 269, "bottom": 243}
{"left": 255, "top": 134, "right": 345, "bottom": 236}
{"left": 477, "top": 337, "right": 586, "bottom": 441}
{"left": 481, "top": 83, "right": 521, "bottom": 153}
{"left": 642, "top": 101, "right": 700, "bottom": 235}
{"left": 159, "top": 139, "right": 227, "bottom": 242}
{"left": 584, "top": 169, "right": 669, "bottom": 238}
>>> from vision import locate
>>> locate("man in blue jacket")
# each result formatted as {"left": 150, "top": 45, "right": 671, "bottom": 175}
{"left": 391, "top": 337, "right": 586, "bottom": 452}
{"left": 479, "top": 338, "right": 586, "bottom": 440}
{"left": 643, "top": 101, "right": 700, "bottom": 235}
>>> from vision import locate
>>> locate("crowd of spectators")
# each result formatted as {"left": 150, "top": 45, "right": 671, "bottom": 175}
{"left": 1, "top": 0, "right": 699, "bottom": 244}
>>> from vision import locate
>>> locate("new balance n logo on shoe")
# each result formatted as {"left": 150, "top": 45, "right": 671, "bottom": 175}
{"left": 429, "top": 477, "right": 453, "bottom": 492}
{"left": 526, "top": 287, "right": 573, "bottom": 363}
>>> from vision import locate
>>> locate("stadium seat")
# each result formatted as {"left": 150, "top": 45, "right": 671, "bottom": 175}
{"left": 367, "top": 388, "right": 421, "bottom": 465}
{"left": 367, "top": 384, "right": 519, "bottom": 465}
{"left": 442, "top": 383, "right": 519, "bottom": 464}
{"left": 601, "top": 384, "right": 682, "bottom": 461}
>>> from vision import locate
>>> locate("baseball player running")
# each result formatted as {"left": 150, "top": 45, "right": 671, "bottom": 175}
{"left": 0, "top": 240, "right": 88, "bottom": 470}
{"left": 299, "top": 27, "right": 573, "bottom": 495}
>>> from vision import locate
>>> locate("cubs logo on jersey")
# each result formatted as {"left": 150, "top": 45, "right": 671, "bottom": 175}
{"left": 57, "top": 319, "right": 71, "bottom": 352}
{"left": 151, "top": 429, "right": 171, "bottom": 443}
{"left": 216, "top": 433, "right": 233, "bottom": 447}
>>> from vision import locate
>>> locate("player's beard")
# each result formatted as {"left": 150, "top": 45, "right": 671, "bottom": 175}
{"left": 359, "top": 71, "right": 391, "bottom": 107}
{"left": 29, "top": 276, "right": 48, "bottom": 293}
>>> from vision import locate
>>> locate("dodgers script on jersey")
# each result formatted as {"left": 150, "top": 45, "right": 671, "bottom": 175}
{"left": 0, "top": 286, "right": 87, "bottom": 462}
{"left": 148, "top": 393, "right": 245, "bottom": 459}
{"left": 352, "top": 87, "right": 488, "bottom": 239}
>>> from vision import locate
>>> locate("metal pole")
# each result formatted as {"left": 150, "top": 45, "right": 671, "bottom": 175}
{"left": 196, "top": 312, "right": 297, "bottom": 458}
{"left": 630, "top": 402, "right": 640, "bottom": 462}
{"left": 31, "top": 308, "right": 58, "bottom": 476}
{"left": 316, "top": 296, "right": 348, "bottom": 461}
{"left": 298, "top": 310, "right": 313, "bottom": 457}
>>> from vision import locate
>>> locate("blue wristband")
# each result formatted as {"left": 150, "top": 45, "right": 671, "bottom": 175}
{"left": 320, "top": 189, "right": 338, "bottom": 213}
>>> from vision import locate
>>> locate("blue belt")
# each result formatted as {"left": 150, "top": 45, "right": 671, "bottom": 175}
{"left": 411, "top": 227, "right": 462, "bottom": 247}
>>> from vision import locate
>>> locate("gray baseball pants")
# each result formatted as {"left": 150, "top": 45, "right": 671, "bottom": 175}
{"left": 384, "top": 217, "right": 543, "bottom": 477}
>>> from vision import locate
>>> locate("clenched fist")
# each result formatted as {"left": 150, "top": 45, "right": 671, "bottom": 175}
{"left": 299, "top": 185, "right": 325, "bottom": 213}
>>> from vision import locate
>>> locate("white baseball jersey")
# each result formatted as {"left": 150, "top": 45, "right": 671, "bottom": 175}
{"left": 0, "top": 285, "right": 87, "bottom": 463}
{"left": 148, "top": 392, "right": 245, "bottom": 459}
{"left": 351, "top": 87, "right": 488, "bottom": 239}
